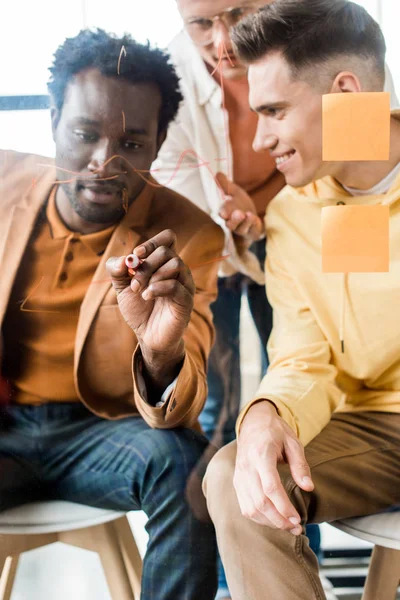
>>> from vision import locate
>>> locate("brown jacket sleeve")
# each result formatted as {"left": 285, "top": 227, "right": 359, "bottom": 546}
{"left": 132, "top": 221, "right": 224, "bottom": 428}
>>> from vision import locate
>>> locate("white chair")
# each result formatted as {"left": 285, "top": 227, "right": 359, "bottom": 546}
{"left": 333, "top": 512, "right": 400, "bottom": 600}
{"left": 0, "top": 501, "right": 143, "bottom": 600}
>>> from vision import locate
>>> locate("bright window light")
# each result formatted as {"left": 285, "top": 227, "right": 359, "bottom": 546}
{"left": 0, "top": 0, "right": 398, "bottom": 156}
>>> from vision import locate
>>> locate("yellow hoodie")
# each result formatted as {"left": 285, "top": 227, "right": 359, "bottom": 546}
{"left": 237, "top": 135, "right": 400, "bottom": 447}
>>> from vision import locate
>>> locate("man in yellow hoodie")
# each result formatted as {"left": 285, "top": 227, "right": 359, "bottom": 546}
{"left": 203, "top": 1, "right": 400, "bottom": 598}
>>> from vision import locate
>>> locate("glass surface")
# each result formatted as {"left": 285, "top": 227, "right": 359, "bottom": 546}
{"left": 1, "top": 2, "right": 400, "bottom": 599}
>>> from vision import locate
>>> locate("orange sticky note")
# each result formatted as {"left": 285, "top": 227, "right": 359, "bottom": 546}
{"left": 322, "top": 92, "right": 390, "bottom": 161}
{"left": 321, "top": 205, "right": 389, "bottom": 273}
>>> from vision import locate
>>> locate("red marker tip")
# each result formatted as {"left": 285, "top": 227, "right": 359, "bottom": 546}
{"left": 125, "top": 254, "right": 141, "bottom": 269}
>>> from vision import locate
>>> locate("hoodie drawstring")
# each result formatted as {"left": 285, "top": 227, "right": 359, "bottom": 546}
{"left": 340, "top": 273, "right": 347, "bottom": 353}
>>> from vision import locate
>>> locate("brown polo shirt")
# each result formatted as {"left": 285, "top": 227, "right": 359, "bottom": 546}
{"left": 3, "top": 187, "right": 115, "bottom": 404}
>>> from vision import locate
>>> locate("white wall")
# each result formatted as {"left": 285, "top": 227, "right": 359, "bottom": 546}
{"left": 0, "top": 0, "right": 181, "bottom": 96}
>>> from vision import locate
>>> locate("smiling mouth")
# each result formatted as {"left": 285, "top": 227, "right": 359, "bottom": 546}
{"left": 275, "top": 151, "right": 296, "bottom": 167}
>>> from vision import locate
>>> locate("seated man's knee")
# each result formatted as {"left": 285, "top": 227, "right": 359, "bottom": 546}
{"left": 203, "top": 440, "right": 237, "bottom": 503}
{"left": 204, "top": 443, "right": 300, "bottom": 512}
{"left": 140, "top": 427, "right": 207, "bottom": 481}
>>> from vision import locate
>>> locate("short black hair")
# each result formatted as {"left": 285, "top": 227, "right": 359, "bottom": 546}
{"left": 47, "top": 28, "right": 183, "bottom": 134}
{"left": 232, "top": 0, "right": 386, "bottom": 82}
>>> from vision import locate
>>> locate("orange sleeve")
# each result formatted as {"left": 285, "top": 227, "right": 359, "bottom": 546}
{"left": 133, "top": 221, "right": 224, "bottom": 429}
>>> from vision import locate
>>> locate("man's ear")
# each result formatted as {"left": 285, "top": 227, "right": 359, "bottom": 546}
{"left": 330, "top": 71, "right": 362, "bottom": 94}
{"left": 50, "top": 106, "right": 61, "bottom": 142}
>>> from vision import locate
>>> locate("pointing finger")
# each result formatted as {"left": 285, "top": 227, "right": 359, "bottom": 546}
{"left": 134, "top": 229, "right": 177, "bottom": 259}
{"left": 284, "top": 437, "right": 314, "bottom": 493}
{"left": 216, "top": 172, "right": 236, "bottom": 197}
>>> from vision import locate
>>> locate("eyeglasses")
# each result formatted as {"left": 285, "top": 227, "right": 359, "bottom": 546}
{"left": 185, "top": 3, "right": 260, "bottom": 47}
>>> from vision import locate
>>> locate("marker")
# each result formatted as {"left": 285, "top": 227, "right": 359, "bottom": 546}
{"left": 125, "top": 254, "right": 141, "bottom": 269}
{"left": 125, "top": 253, "right": 143, "bottom": 276}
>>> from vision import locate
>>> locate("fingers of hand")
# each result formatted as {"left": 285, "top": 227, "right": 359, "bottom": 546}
{"left": 246, "top": 212, "right": 264, "bottom": 239}
{"left": 233, "top": 211, "right": 254, "bottom": 236}
{"left": 284, "top": 437, "right": 314, "bottom": 493}
{"left": 216, "top": 174, "right": 256, "bottom": 215}
{"left": 219, "top": 197, "right": 234, "bottom": 220}
{"left": 234, "top": 467, "right": 298, "bottom": 531}
{"left": 216, "top": 172, "right": 236, "bottom": 196}
{"left": 258, "top": 453, "right": 301, "bottom": 528}
{"left": 146, "top": 258, "right": 195, "bottom": 296}
{"left": 235, "top": 428, "right": 303, "bottom": 533}
{"left": 106, "top": 256, "right": 131, "bottom": 294}
{"left": 235, "top": 474, "right": 278, "bottom": 528}
{"left": 130, "top": 246, "right": 177, "bottom": 293}
{"left": 260, "top": 467, "right": 302, "bottom": 533}
{"left": 142, "top": 279, "right": 193, "bottom": 308}
{"left": 225, "top": 210, "right": 255, "bottom": 237}
{"left": 131, "top": 248, "right": 195, "bottom": 300}
{"left": 134, "top": 229, "right": 177, "bottom": 259}
{"left": 106, "top": 256, "right": 128, "bottom": 278}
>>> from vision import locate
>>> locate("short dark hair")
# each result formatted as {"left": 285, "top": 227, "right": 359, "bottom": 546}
{"left": 47, "top": 28, "right": 183, "bottom": 134}
{"left": 232, "top": 0, "right": 386, "bottom": 82}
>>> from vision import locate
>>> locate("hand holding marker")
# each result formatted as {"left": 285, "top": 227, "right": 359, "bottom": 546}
{"left": 125, "top": 253, "right": 143, "bottom": 276}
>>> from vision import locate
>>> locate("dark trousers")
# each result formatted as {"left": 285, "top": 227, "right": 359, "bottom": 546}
{"left": 0, "top": 402, "right": 218, "bottom": 600}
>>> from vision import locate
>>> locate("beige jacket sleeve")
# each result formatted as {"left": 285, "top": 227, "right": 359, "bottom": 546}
{"left": 236, "top": 234, "right": 343, "bottom": 447}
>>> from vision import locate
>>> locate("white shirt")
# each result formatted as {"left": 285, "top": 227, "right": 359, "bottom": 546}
{"left": 153, "top": 31, "right": 265, "bottom": 284}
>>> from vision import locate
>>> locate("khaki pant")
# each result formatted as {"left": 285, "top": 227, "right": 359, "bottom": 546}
{"left": 203, "top": 411, "right": 400, "bottom": 600}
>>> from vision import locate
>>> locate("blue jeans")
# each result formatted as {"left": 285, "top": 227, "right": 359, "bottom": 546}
{"left": 0, "top": 402, "right": 218, "bottom": 600}
{"left": 199, "top": 240, "right": 321, "bottom": 598}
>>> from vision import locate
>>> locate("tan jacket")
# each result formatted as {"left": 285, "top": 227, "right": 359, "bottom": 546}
{"left": 0, "top": 150, "right": 224, "bottom": 429}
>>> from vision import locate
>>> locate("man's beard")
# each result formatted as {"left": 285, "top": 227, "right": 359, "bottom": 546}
{"left": 62, "top": 181, "right": 127, "bottom": 225}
